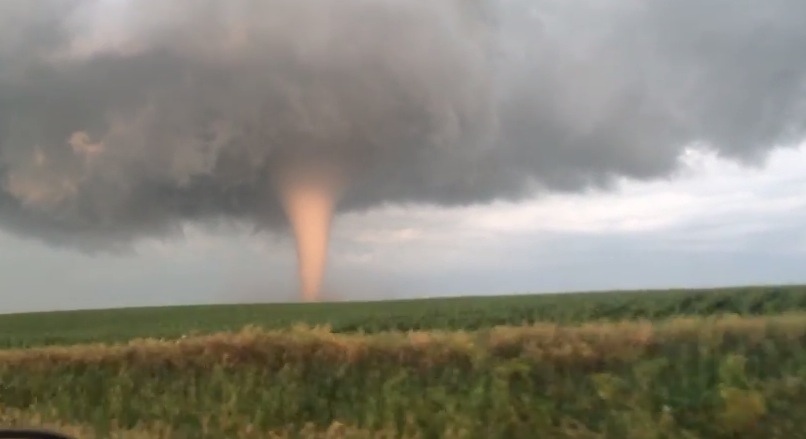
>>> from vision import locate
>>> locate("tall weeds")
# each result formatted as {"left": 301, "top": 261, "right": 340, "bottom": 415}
{"left": 0, "top": 314, "right": 804, "bottom": 438}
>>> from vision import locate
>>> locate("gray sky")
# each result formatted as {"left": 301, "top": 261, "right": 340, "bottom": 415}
{"left": 2, "top": 143, "right": 804, "bottom": 313}
{"left": 2, "top": 0, "right": 806, "bottom": 312}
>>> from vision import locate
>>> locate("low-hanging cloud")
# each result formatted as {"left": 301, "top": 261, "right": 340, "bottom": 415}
{"left": 1, "top": 0, "right": 805, "bottom": 251}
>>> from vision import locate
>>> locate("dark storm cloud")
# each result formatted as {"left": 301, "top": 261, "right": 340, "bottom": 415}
{"left": 0, "top": 0, "right": 804, "bottom": 250}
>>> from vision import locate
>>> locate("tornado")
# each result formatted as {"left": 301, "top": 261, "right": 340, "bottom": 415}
{"left": 275, "top": 161, "right": 346, "bottom": 302}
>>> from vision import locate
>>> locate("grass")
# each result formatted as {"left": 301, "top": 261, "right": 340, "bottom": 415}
{"left": 0, "top": 314, "right": 804, "bottom": 438}
{"left": 0, "top": 407, "right": 387, "bottom": 438}
{"left": 0, "top": 285, "right": 804, "bottom": 348}
{"left": 0, "top": 286, "right": 804, "bottom": 438}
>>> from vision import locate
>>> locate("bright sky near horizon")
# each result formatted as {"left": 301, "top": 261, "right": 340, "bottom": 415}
{"left": 2, "top": 143, "right": 804, "bottom": 313}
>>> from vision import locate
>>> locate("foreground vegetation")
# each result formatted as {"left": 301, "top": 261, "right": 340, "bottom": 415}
{"left": 1, "top": 285, "right": 804, "bottom": 348}
{"left": 1, "top": 313, "right": 805, "bottom": 438}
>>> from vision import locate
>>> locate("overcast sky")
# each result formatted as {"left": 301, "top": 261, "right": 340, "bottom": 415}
{"left": 2, "top": 142, "right": 804, "bottom": 313}
{"left": 2, "top": 0, "right": 806, "bottom": 313}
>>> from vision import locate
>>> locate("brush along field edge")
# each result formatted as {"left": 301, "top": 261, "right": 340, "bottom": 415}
{"left": 0, "top": 314, "right": 803, "bottom": 366}
{"left": 0, "top": 314, "right": 804, "bottom": 438}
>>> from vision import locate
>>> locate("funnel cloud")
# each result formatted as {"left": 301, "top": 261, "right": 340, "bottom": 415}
{"left": 1, "top": 0, "right": 805, "bottom": 251}
{"left": 275, "top": 160, "right": 346, "bottom": 301}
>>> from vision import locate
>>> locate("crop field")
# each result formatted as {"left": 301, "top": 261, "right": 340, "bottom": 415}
{"left": 0, "top": 286, "right": 805, "bottom": 438}
{"left": 1, "top": 285, "right": 804, "bottom": 349}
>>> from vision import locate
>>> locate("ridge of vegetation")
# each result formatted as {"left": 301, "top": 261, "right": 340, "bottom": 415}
{"left": 1, "top": 313, "right": 804, "bottom": 438}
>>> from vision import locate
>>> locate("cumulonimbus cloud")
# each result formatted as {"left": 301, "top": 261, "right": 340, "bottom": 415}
{"left": 1, "top": 0, "right": 804, "bottom": 250}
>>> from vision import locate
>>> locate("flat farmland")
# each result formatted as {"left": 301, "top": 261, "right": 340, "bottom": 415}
{"left": 0, "top": 285, "right": 804, "bottom": 348}
{"left": 0, "top": 286, "right": 804, "bottom": 438}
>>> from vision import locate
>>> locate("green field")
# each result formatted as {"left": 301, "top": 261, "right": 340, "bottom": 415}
{"left": 1, "top": 285, "right": 804, "bottom": 348}
{"left": 0, "top": 285, "right": 805, "bottom": 438}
